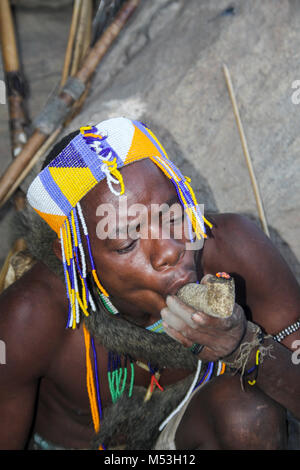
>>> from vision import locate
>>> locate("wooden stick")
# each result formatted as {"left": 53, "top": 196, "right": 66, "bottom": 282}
{"left": 222, "top": 64, "right": 270, "bottom": 237}
{"left": 1, "top": 127, "right": 62, "bottom": 207}
{"left": 77, "top": 0, "right": 140, "bottom": 84}
{"left": 0, "top": 0, "right": 140, "bottom": 207}
{"left": 0, "top": 0, "right": 19, "bottom": 72}
{"left": 70, "top": 0, "right": 86, "bottom": 76}
{"left": 60, "top": 0, "right": 82, "bottom": 88}
{"left": 0, "top": 0, "right": 28, "bottom": 158}
{"left": 0, "top": 130, "right": 48, "bottom": 207}
{"left": 82, "top": 0, "right": 93, "bottom": 61}
{"left": 67, "top": 0, "right": 93, "bottom": 123}
{"left": 70, "top": 0, "right": 93, "bottom": 77}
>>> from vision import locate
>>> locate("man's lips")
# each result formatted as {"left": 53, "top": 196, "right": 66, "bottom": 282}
{"left": 167, "top": 271, "right": 198, "bottom": 296}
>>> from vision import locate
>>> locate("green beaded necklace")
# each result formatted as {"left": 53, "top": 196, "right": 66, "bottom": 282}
{"left": 97, "top": 289, "right": 164, "bottom": 403}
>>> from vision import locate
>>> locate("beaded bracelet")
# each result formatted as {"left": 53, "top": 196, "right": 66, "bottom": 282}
{"left": 273, "top": 319, "right": 300, "bottom": 343}
{"left": 244, "top": 348, "right": 261, "bottom": 386}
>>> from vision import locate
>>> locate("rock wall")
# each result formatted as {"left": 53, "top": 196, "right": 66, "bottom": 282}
{"left": 0, "top": 0, "right": 299, "bottom": 281}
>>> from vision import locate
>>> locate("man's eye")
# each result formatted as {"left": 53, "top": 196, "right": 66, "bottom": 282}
{"left": 170, "top": 214, "right": 184, "bottom": 224}
{"left": 116, "top": 239, "right": 138, "bottom": 254}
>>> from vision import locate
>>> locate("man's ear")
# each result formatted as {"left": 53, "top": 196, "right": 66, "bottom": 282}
{"left": 52, "top": 238, "right": 63, "bottom": 262}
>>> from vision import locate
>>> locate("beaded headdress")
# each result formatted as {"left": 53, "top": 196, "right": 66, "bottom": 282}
{"left": 27, "top": 117, "right": 212, "bottom": 329}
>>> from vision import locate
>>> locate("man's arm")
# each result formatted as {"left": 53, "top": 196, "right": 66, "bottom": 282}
{"left": 161, "top": 214, "right": 300, "bottom": 419}
{"left": 209, "top": 215, "right": 300, "bottom": 417}
{"left": 0, "top": 270, "right": 65, "bottom": 449}
{"left": 204, "top": 213, "right": 300, "bottom": 349}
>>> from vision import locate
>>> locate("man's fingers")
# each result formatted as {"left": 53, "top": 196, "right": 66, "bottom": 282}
{"left": 162, "top": 322, "right": 194, "bottom": 348}
{"left": 166, "top": 295, "right": 230, "bottom": 330}
{"left": 161, "top": 307, "right": 223, "bottom": 345}
{"left": 160, "top": 307, "right": 186, "bottom": 331}
{"left": 165, "top": 295, "right": 199, "bottom": 328}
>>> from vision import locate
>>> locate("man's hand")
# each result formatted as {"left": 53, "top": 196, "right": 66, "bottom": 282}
{"left": 161, "top": 296, "right": 247, "bottom": 362}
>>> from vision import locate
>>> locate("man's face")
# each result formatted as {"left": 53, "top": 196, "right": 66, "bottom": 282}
{"left": 81, "top": 159, "right": 199, "bottom": 323}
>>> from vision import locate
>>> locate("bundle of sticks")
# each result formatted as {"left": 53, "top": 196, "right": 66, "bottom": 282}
{"left": 0, "top": 0, "right": 140, "bottom": 291}
{"left": 0, "top": 0, "right": 140, "bottom": 209}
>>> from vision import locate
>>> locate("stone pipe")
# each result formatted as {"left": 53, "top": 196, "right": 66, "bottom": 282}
{"left": 177, "top": 272, "right": 235, "bottom": 319}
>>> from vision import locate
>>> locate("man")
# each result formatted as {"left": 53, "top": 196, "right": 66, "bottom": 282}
{"left": 0, "top": 117, "right": 300, "bottom": 450}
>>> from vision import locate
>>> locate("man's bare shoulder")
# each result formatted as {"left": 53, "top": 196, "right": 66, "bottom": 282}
{"left": 203, "top": 212, "right": 300, "bottom": 336}
{"left": 204, "top": 212, "right": 294, "bottom": 278}
{"left": 203, "top": 213, "right": 260, "bottom": 266}
{"left": 0, "top": 262, "right": 68, "bottom": 379}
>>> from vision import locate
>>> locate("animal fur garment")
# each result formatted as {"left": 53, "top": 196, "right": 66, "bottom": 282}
{"left": 16, "top": 206, "right": 200, "bottom": 449}
{"left": 92, "top": 376, "right": 196, "bottom": 450}
{"left": 17, "top": 205, "right": 198, "bottom": 370}
{"left": 14, "top": 205, "right": 64, "bottom": 281}
{"left": 85, "top": 302, "right": 198, "bottom": 371}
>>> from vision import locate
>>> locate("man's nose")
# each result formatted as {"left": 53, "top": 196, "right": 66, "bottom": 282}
{"left": 150, "top": 236, "right": 185, "bottom": 271}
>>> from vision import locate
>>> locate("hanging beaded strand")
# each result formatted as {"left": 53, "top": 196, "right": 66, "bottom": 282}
{"left": 76, "top": 202, "right": 115, "bottom": 303}
{"left": 70, "top": 207, "right": 89, "bottom": 312}
{"left": 58, "top": 127, "right": 213, "bottom": 328}
{"left": 108, "top": 352, "right": 135, "bottom": 403}
{"left": 60, "top": 219, "right": 78, "bottom": 329}
{"left": 59, "top": 208, "right": 100, "bottom": 329}
{"left": 83, "top": 324, "right": 106, "bottom": 450}
{"left": 148, "top": 155, "right": 212, "bottom": 242}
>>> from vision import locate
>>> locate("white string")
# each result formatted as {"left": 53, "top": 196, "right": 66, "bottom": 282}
{"left": 60, "top": 222, "right": 74, "bottom": 329}
{"left": 158, "top": 359, "right": 202, "bottom": 432}
{"left": 76, "top": 202, "right": 88, "bottom": 236}
{"left": 191, "top": 205, "right": 205, "bottom": 234}
{"left": 72, "top": 258, "right": 80, "bottom": 324}
{"left": 60, "top": 227, "right": 66, "bottom": 264}
{"left": 78, "top": 242, "right": 87, "bottom": 279}
{"left": 100, "top": 161, "right": 123, "bottom": 196}
{"left": 88, "top": 292, "right": 97, "bottom": 312}
{"left": 76, "top": 203, "right": 97, "bottom": 313}
{"left": 216, "top": 360, "right": 222, "bottom": 377}
{"left": 68, "top": 299, "right": 74, "bottom": 328}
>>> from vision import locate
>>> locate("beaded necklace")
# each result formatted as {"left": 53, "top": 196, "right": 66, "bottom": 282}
{"left": 101, "top": 293, "right": 165, "bottom": 403}
{"left": 27, "top": 117, "right": 218, "bottom": 449}
{"left": 84, "top": 288, "right": 227, "bottom": 446}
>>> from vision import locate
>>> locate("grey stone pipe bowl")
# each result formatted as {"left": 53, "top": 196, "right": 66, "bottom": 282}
{"left": 176, "top": 274, "right": 235, "bottom": 318}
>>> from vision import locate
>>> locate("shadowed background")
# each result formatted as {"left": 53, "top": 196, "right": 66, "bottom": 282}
{"left": 0, "top": 0, "right": 299, "bottom": 281}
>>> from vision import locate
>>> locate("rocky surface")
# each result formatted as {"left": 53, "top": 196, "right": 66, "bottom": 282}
{"left": 0, "top": 0, "right": 299, "bottom": 282}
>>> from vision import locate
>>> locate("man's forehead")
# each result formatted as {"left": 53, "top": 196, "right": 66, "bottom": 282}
{"left": 80, "top": 158, "right": 179, "bottom": 238}
{"left": 83, "top": 158, "right": 175, "bottom": 208}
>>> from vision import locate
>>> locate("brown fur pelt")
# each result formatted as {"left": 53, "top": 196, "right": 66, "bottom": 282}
{"left": 85, "top": 300, "right": 198, "bottom": 371}
{"left": 92, "top": 376, "right": 196, "bottom": 450}
{"left": 17, "top": 205, "right": 198, "bottom": 371}
{"left": 15, "top": 205, "right": 200, "bottom": 449}
{"left": 13, "top": 205, "right": 65, "bottom": 281}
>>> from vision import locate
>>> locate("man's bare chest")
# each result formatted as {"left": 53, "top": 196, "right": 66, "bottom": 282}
{"left": 40, "top": 329, "right": 191, "bottom": 425}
